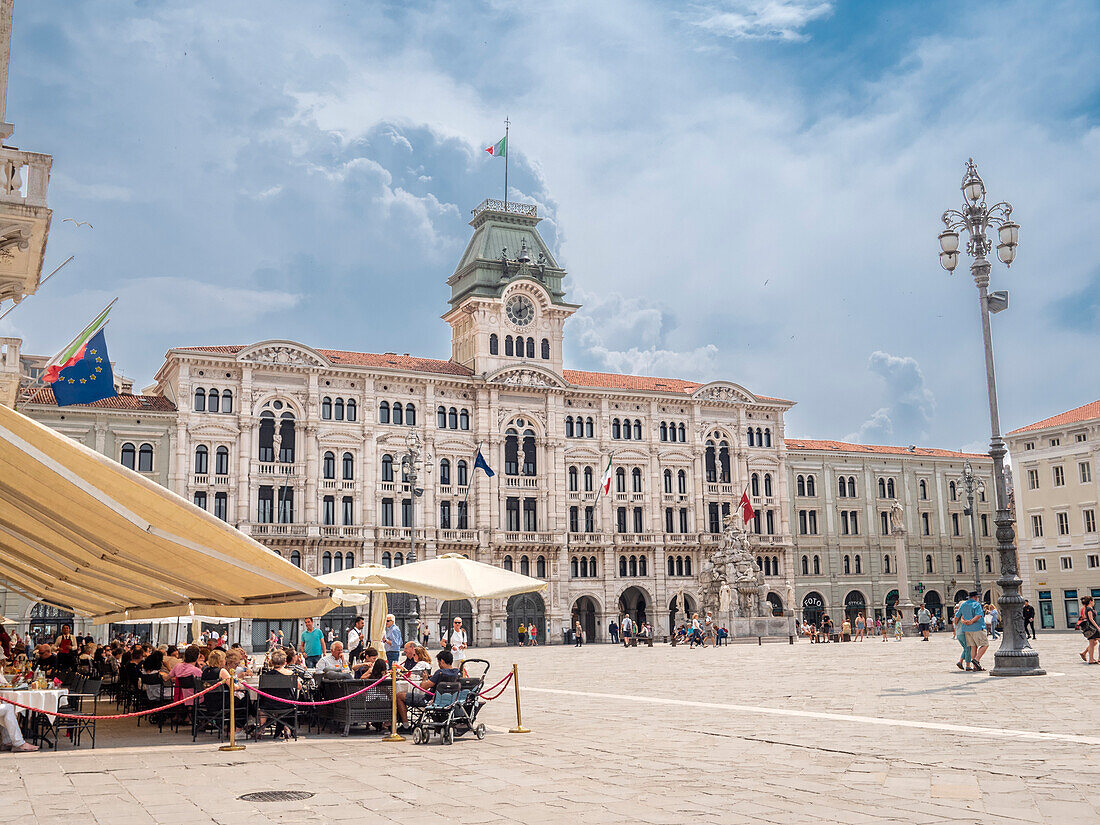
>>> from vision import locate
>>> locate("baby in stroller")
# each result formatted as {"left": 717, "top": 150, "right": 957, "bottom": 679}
{"left": 409, "top": 650, "right": 489, "bottom": 745}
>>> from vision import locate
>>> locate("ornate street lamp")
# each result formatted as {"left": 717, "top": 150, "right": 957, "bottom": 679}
{"left": 399, "top": 431, "right": 430, "bottom": 630}
{"left": 955, "top": 459, "right": 986, "bottom": 596}
{"left": 939, "top": 159, "right": 1042, "bottom": 676}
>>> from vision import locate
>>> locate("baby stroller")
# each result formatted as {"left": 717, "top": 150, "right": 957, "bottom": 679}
{"left": 411, "top": 658, "right": 489, "bottom": 745}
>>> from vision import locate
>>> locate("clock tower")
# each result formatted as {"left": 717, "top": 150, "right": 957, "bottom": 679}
{"left": 443, "top": 199, "right": 578, "bottom": 377}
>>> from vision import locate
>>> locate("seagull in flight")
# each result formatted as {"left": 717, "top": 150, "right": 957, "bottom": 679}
{"left": 62, "top": 218, "right": 93, "bottom": 228}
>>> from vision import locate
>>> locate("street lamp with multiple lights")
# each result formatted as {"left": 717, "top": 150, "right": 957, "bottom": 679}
{"left": 939, "top": 158, "right": 1043, "bottom": 676}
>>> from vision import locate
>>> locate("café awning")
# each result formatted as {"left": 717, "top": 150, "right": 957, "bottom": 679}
{"left": 0, "top": 403, "right": 337, "bottom": 624}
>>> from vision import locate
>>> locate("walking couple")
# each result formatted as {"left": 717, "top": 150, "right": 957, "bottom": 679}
{"left": 954, "top": 591, "right": 989, "bottom": 672}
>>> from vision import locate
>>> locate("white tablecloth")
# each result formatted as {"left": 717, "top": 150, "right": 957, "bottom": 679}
{"left": 0, "top": 688, "right": 68, "bottom": 721}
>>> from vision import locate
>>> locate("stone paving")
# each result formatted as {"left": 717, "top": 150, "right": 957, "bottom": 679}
{"left": 1, "top": 631, "right": 1097, "bottom": 824}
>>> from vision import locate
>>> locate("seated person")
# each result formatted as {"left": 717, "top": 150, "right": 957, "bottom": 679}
{"left": 34, "top": 644, "right": 59, "bottom": 676}
{"left": 167, "top": 646, "right": 203, "bottom": 703}
{"left": 316, "top": 641, "right": 352, "bottom": 678}
{"left": 141, "top": 650, "right": 169, "bottom": 697}
{"left": 163, "top": 645, "right": 181, "bottom": 672}
{"left": 252, "top": 649, "right": 301, "bottom": 741}
{"left": 356, "top": 647, "right": 386, "bottom": 678}
{"left": 399, "top": 641, "right": 418, "bottom": 672}
{"left": 201, "top": 649, "right": 229, "bottom": 683}
{"left": 394, "top": 648, "right": 461, "bottom": 730}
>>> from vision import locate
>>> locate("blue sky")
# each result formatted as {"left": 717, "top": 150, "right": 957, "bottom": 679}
{"left": 4, "top": 0, "right": 1098, "bottom": 449}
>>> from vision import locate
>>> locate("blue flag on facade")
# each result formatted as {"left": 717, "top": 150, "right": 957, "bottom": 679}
{"left": 48, "top": 328, "right": 117, "bottom": 407}
{"left": 473, "top": 447, "right": 495, "bottom": 477}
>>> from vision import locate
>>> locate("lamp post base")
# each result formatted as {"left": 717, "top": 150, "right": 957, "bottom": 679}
{"left": 991, "top": 649, "right": 1046, "bottom": 677}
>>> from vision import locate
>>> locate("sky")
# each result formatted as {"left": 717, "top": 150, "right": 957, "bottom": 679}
{"left": 3, "top": 0, "right": 1098, "bottom": 450}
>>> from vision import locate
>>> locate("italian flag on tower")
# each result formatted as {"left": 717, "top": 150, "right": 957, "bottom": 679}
{"left": 600, "top": 455, "right": 614, "bottom": 496}
{"left": 485, "top": 135, "right": 507, "bottom": 157}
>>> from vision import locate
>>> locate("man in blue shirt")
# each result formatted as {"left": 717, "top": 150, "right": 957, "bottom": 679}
{"left": 299, "top": 616, "right": 326, "bottom": 668}
{"left": 955, "top": 591, "right": 989, "bottom": 671}
{"left": 383, "top": 613, "right": 403, "bottom": 666}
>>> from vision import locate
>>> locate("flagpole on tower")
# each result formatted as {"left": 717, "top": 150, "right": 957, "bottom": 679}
{"left": 503, "top": 117, "right": 510, "bottom": 208}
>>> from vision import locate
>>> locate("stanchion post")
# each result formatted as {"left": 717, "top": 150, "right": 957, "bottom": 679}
{"left": 382, "top": 666, "right": 405, "bottom": 742}
{"left": 508, "top": 662, "right": 529, "bottom": 734}
{"left": 219, "top": 675, "right": 245, "bottom": 752}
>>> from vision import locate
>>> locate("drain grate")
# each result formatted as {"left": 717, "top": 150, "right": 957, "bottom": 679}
{"left": 239, "top": 791, "right": 316, "bottom": 803}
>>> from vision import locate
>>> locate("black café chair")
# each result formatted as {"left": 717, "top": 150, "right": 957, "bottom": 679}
{"left": 136, "top": 674, "right": 175, "bottom": 732}
{"left": 56, "top": 677, "right": 102, "bottom": 748}
{"left": 192, "top": 681, "right": 233, "bottom": 742}
{"left": 257, "top": 672, "right": 299, "bottom": 740}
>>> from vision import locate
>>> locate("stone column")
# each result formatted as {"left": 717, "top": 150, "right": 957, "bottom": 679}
{"left": 891, "top": 500, "right": 916, "bottom": 632}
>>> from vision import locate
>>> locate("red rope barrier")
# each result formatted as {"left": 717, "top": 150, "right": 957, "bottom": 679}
{"left": 396, "top": 670, "right": 514, "bottom": 700}
{"left": 239, "top": 673, "right": 388, "bottom": 706}
{"left": 0, "top": 682, "right": 222, "bottom": 721}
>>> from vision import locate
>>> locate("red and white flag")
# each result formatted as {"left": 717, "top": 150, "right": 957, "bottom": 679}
{"left": 738, "top": 491, "right": 755, "bottom": 524}
{"left": 600, "top": 455, "right": 614, "bottom": 496}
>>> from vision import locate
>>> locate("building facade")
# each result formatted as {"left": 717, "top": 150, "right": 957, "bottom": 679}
{"left": 785, "top": 440, "right": 999, "bottom": 624}
{"left": 1007, "top": 400, "right": 1100, "bottom": 630}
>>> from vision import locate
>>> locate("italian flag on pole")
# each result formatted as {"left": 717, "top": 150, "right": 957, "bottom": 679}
{"left": 42, "top": 299, "right": 116, "bottom": 384}
{"left": 485, "top": 135, "right": 507, "bottom": 157}
{"left": 600, "top": 454, "right": 614, "bottom": 496}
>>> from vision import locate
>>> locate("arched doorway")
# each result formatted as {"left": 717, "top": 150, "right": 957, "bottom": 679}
{"left": 923, "top": 590, "right": 942, "bottom": 619}
{"left": 508, "top": 593, "right": 546, "bottom": 645}
{"left": 983, "top": 589, "right": 993, "bottom": 605}
{"left": 618, "top": 586, "right": 649, "bottom": 629}
{"left": 668, "top": 593, "right": 697, "bottom": 633}
{"left": 439, "top": 599, "right": 474, "bottom": 646}
{"left": 802, "top": 592, "right": 825, "bottom": 625}
{"left": 29, "top": 604, "right": 75, "bottom": 644}
{"left": 953, "top": 589, "right": 969, "bottom": 606}
{"left": 766, "top": 592, "right": 784, "bottom": 616}
{"left": 571, "top": 596, "right": 598, "bottom": 643}
{"left": 844, "top": 590, "right": 866, "bottom": 623}
{"left": 885, "top": 589, "right": 899, "bottom": 619}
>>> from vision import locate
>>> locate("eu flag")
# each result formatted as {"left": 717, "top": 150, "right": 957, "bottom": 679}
{"left": 50, "top": 329, "right": 117, "bottom": 406}
{"left": 473, "top": 447, "right": 495, "bottom": 477}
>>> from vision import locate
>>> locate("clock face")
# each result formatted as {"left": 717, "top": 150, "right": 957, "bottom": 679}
{"left": 505, "top": 295, "right": 535, "bottom": 327}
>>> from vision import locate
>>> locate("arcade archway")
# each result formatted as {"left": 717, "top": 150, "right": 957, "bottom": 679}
{"left": 802, "top": 591, "right": 825, "bottom": 625}
{"left": 508, "top": 592, "right": 546, "bottom": 645}
{"left": 618, "top": 586, "right": 649, "bottom": 629}
{"left": 766, "top": 592, "right": 784, "bottom": 616}
{"left": 844, "top": 590, "right": 867, "bottom": 622}
{"left": 668, "top": 593, "right": 698, "bottom": 632}
{"left": 571, "top": 596, "right": 599, "bottom": 643}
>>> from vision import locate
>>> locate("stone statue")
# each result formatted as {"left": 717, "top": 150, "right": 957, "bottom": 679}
{"left": 699, "top": 513, "right": 766, "bottom": 618}
{"left": 889, "top": 499, "right": 906, "bottom": 536}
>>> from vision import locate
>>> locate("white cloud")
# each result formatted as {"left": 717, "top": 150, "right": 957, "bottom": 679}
{"left": 845, "top": 351, "right": 936, "bottom": 444}
{"left": 689, "top": 1, "right": 833, "bottom": 41}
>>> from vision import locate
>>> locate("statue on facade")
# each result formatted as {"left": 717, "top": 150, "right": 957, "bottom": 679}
{"left": 889, "top": 499, "right": 906, "bottom": 536}
{"left": 699, "top": 513, "right": 766, "bottom": 618}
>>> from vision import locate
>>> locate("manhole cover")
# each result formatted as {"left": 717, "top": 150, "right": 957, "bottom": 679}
{"left": 239, "top": 791, "right": 315, "bottom": 803}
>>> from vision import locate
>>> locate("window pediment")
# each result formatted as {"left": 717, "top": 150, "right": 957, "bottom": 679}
{"left": 237, "top": 341, "right": 329, "bottom": 368}
{"left": 487, "top": 365, "right": 566, "bottom": 389}
{"left": 692, "top": 382, "right": 756, "bottom": 404}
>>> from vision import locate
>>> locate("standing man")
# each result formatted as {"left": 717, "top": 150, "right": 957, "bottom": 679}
{"left": 704, "top": 612, "right": 715, "bottom": 648}
{"left": 383, "top": 614, "right": 402, "bottom": 666}
{"left": 442, "top": 617, "right": 468, "bottom": 669}
{"left": 955, "top": 591, "right": 989, "bottom": 672}
{"left": 608, "top": 618, "right": 619, "bottom": 645}
{"left": 917, "top": 604, "right": 932, "bottom": 642}
{"left": 1022, "top": 600, "right": 1036, "bottom": 639}
{"left": 573, "top": 619, "right": 583, "bottom": 647}
{"left": 347, "top": 616, "right": 365, "bottom": 665}
{"left": 299, "top": 617, "right": 326, "bottom": 668}
{"left": 620, "top": 614, "right": 633, "bottom": 647}
{"left": 985, "top": 604, "right": 1000, "bottom": 640}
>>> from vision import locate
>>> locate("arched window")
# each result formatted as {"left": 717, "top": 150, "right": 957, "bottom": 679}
{"left": 985, "top": 554, "right": 993, "bottom": 573}
{"left": 345, "top": 551, "right": 354, "bottom": 568}
{"left": 346, "top": 399, "right": 356, "bottom": 421}
{"left": 629, "top": 556, "right": 638, "bottom": 577}
{"left": 667, "top": 556, "right": 675, "bottom": 576}
{"left": 807, "top": 476, "right": 815, "bottom": 496}
{"left": 222, "top": 389, "right": 233, "bottom": 413}
{"left": 570, "top": 557, "right": 577, "bottom": 577}
{"left": 663, "top": 469, "right": 672, "bottom": 493}
{"left": 505, "top": 336, "right": 514, "bottom": 356}
{"left": 764, "top": 473, "right": 773, "bottom": 497}
{"left": 619, "top": 556, "right": 627, "bottom": 577}
{"left": 633, "top": 420, "right": 642, "bottom": 440}
{"left": 632, "top": 467, "right": 643, "bottom": 493}
{"left": 193, "top": 388, "right": 205, "bottom": 412}
{"left": 448, "top": 407, "right": 458, "bottom": 429}
{"left": 490, "top": 333, "right": 499, "bottom": 355}
{"left": 392, "top": 402, "right": 403, "bottom": 425}
{"left": 439, "top": 458, "right": 451, "bottom": 486}
{"left": 322, "top": 397, "right": 332, "bottom": 419}
{"left": 677, "top": 423, "right": 685, "bottom": 442}
{"left": 322, "top": 551, "right": 332, "bottom": 575}
{"left": 522, "top": 430, "right": 537, "bottom": 476}
{"left": 504, "top": 429, "right": 519, "bottom": 476}
{"left": 678, "top": 470, "right": 687, "bottom": 494}
{"left": 883, "top": 555, "right": 891, "bottom": 574}
{"left": 719, "top": 442, "right": 730, "bottom": 483}
{"left": 332, "top": 551, "right": 344, "bottom": 572}
{"left": 624, "top": 419, "right": 633, "bottom": 440}
{"left": 801, "top": 555, "right": 809, "bottom": 575}
{"left": 405, "top": 404, "right": 416, "bottom": 426}
{"left": 340, "top": 452, "right": 353, "bottom": 480}
{"left": 684, "top": 557, "right": 691, "bottom": 575}
{"left": 381, "top": 454, "right": 394, "bottom": 482}
{"left": 541, "top": 338, "right": 550, "bottom": 359}
{"left": 290, "top": 550, "right": 301, "bottom": 568}
{"left": 764, "top": 428, "right": 771, "bottom": 447}
{"left": 569, "top": 466, "right": 579, "bottom": 492}
{"left": 797, "top": 475, "right": 805, "bottom": 496}
{"left": 705, "top": 441, "right": 717, "bottom": 482}
{"left": 437, "top": 406, "right": 447, "bottom": 428}
{"left": 813, "top": 555, "right": 821, "bottom": 575}
{"left": 504, "top": 555, "right": 514, "bottom": 572}
{"left": 194, "top": 445, "right": 208, "bottom": 474}
{"left": 854, "top": 555, "right": 862, "bottom": 574}
{"left": 949, "top": 480, "right": 957, "bottom": 501}
{"left": 919, "top": 479, "right": 928, "bottom": 499}
{"left": 639, "top": 556, "right": 647, "bottom": 576}
{"left": 926, "top": 554, "right": 934, "bottom": 573}
{"left": 520, "top": 555, "right": 530, "bottom": 576}
{"left": 381, "top": 551, "right": 392, "bottom": 568}
{"left": 878, "top": 477, "right": 887, "bottom": 498}
{"left": 138, "top": 444, "right": 154, "bottom": 472}
{"left": 584, "top": 466, "right": 593, "bottom": 491}
{"left": 333, "top": 398, "right": 344, "bottom": 421}
{"left": 660, "top": 422, "right": 668, "bottom": 441}
{"left": 838, "top": 476, "right": 847, "bottom": 498}
{"left": 751, "top": 473, "right": 760, "bottom": 497}
{"left": 457, "top": 460, "right": 468, "bottom": 487}
{"left": 579, "top": 556, "right": 588, "bottom": 576}
{"left": 585, "top": 418, "right": 594, "bottom": 438}
{"left": 612, "top": 418, "right": 621, "bottom": 439}
{"left": 956, "top": 555, "right": 964, "bottom": 573}
{"left": 565, "top": 416, "right": 574, "bottom": 438}
{"left": 747, "top": 428, "right": 755, "bottom": 447}
{"left": 323, "top": 451, "right": 335, "bottom": 479}
{"left": 526, "top": 338, "right": 535, "bottom": 358}
{"left": 459, "top": 409, "right": 469, "bottom": 430}
{"left": 215, "top": 446, "right": 229, "bottom": 475}
{"left": 208, "top": 389, "right": 219, "bottom": 413}
{"left": 616, "top": 467, "right": 626, "bottom": 493}
{"left": 847, "top": 477, "right": 856, "bottom": 497}
{"left": 887, "top": 478, "right": 896, "bottom": 499}
{"left": 379, "top": 401, "right": 390, "bottom": 424}
{"left": 537, "top": 555, "right": 546, "bottom": 578}
{"left": 843, "top": 555, "right": 851, "bottom": 574}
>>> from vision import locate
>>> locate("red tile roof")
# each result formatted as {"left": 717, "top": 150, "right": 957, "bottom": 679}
{"left": 1008, "top": 399, "right": 1100, "bottom": 435}
{"left": 173, "top": 346, "right": 791, "bottom": 403}
{"left": 22, "top": 387, "right": 177, "bottom": 412}
{"left": 785, "top": 439, "right": 986, "bottom": 460}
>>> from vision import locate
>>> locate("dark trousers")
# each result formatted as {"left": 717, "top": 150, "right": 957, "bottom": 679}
{"left": 1025, "top": 620, "right": 1036, "bottom": 638}
{"left": 609, "top": 630, "right": 618, "bottom": 644}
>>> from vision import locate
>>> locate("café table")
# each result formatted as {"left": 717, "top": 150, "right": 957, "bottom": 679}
{"left": 0, "top": 686, "right": 69, "bottom": 748}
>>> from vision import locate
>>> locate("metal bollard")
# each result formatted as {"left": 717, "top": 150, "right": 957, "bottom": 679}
{"left": 383, "top": 666, "right": 405, "bottom": 742}
{"left": 219, "top": 675, "right": 245, "bottom": 752}
{"left": 508, "top": 663, "right": 530, "bottom": 734}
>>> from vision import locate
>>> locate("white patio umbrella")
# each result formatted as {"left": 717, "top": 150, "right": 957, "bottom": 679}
{"left": 317, "top": 563, "right": 392, "bottom": 647}
{"left": 0, "top": 615, "right": 15, "bottom": 625}
{"left": 371, "top": 553, "right": 547, "bottom": 601}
